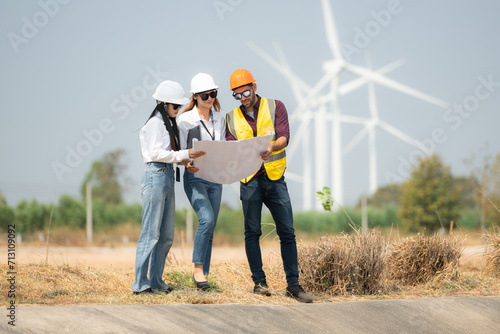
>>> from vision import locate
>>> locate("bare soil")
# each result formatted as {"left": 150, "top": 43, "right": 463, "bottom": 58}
{"left": 17, "top": 244, "right": 282, "bottom": 270}
{"left": 17, "top": 244, "right": 486, "bottom": 271}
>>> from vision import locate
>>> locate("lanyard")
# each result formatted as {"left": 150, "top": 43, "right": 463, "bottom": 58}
{"left": 200, "top": 112, "right": 215, "bottom": 141}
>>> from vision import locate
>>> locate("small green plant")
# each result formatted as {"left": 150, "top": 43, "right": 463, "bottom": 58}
{"left": 316, "top": 187, "right": 334, "bottom": 211}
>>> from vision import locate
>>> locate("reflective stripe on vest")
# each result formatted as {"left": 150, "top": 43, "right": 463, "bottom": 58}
{"left": 226, "top": 97, "right": 286, "bottom": 183}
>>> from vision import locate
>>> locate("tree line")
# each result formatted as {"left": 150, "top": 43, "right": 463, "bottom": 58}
{"left": 1, "top": 149, "right": 499, "bottom": 236}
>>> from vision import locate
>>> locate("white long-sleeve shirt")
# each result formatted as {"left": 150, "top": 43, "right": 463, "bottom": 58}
{"left": 139, "top": 112, "right": 190, "bottom": 163}
{"left": 177, "top": 107, "right": 226, "bottom": 150}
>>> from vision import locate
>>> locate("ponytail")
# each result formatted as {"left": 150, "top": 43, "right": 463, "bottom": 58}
{"left": 146, "top": 103, "right": 180, "bottom": 151}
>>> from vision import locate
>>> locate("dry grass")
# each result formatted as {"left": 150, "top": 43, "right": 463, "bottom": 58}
{"left": 2, "top": 232, "right": 500, "bottom": 306}
{"left": 297, "top": 230, "right": 388, "bottom": 295}
{"left": 386, "top": 233, "right": 463, "bottom": 285}
{"left": 1, "top": 261, "right": 297, "bottom": 306}
{"left": 483, "top": 230, "right": 500, "bottom": 277}
{"left": 2, "top": 260, "right": 499, "bottom": 307}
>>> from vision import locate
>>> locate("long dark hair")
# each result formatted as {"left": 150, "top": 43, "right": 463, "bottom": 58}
{"left": 146, "top": 102, "right": 180, "bottom": 151}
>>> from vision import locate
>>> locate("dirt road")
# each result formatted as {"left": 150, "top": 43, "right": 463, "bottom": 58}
{"left": 17, "top": 244, "right": 486, "bottom": 270}
{"left": 17, "top": 245, "right": 283, "bottom": 270}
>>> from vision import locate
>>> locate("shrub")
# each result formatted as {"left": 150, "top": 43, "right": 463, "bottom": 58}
{"left": 293, "top": 210, "right": 356, "bottom": 235}
{"left": 386, "top": 233, "right": 462, "bottom": 285}
{"left": 0, "top": 197, "right": 14, "bottom": 232}
{"left": 398, "top": 154, "right": 460, "bottom": 234}
{"left": 14, "top": 199, "right": 51, "bottom": 233}
{"left": 53, "top": 194, "right": 85, "bottom": 229}
{"left": 91, "top": 200, "right": 142, "bottom": 230}
{"left": 176, "top": 205, "right": 245, "bottom": 245}
{"left": 213, "top": 207, "right": 245, "bottom": 245}
{"left": 367, "top": 206, "right": 398, "bottom": 229}
{"left": 483, "top": 230, "right": 500, "bottom": 277}
{"left": 297, "top": 229, "right": 388, "bottom": 295}
{"left": 455, "top": 207, "right": 480, "bottom": 230}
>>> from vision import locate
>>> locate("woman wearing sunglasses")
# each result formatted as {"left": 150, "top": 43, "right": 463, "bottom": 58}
{"left": 132, "top": 80, "right": 206, "bottom": 295}
{"left": 177, "top": 73, "right": 225, "bottom": 290}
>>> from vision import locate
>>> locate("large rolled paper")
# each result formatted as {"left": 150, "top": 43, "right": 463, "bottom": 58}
{"left": 192, "top": 134, "right": 273, "bottom": 184}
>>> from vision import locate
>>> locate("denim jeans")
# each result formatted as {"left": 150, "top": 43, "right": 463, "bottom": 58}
{"left": 183, "top": 170, "right": 222, "bottom": 275}
{"left": 132, "top": 162, "right": 175, "bottom": 293}
{"left": 240, "top": 174, "right": 299, "bottom": 286}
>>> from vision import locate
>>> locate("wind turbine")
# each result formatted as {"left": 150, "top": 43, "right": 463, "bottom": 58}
{"left": 287, "top": 0, "right": 448, "bottom": 208}
{"left": 248, "top": 0, "right": 449, "bottom": 210}
{"left": 248, "top": 41, "right": 404, "bottom": 210}
{"left": 343, "top": 54, "right": 434, "bottom": 195}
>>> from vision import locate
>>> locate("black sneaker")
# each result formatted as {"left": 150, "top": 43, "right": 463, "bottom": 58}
{"left": 132, "top": 288, "right": 154, "bottom": 295}
{"left": 286, "top": 285, "right": 313, "bottom": 303}
{"left": 253, "top": 282, "right": 271, "bottom": 296}
{"left": 156, "top": 287, "right": 173, "bottom": 294}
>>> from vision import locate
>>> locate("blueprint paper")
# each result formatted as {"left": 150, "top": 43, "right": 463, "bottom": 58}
{"left": 192, "top": 134, "right": 273, "bottom": 184}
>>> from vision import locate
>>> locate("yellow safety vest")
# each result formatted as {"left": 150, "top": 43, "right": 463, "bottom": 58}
{"left": 226, "top": 97, "right": 286, "bottom": 183}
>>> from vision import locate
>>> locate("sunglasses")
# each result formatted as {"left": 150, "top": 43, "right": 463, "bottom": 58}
{"left": 171, "top": 104, "right": 182, "bottom": 110}
{"left": 198, "top": 91, "right": 218, "bottom": 101}
{"left": 233, "top": 88, "right": 252, "bottom": 100}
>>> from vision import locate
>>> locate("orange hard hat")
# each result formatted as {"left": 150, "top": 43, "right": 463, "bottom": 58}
{"left": 230, "top": 69, "right": 255, "bottom": 90}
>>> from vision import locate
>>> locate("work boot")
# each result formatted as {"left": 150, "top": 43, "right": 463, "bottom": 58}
{"left": 286, "top": 285, "right": 313, "bottom": 303}
{"left": 253, "top": 281, "right": 271, "bottom": 296}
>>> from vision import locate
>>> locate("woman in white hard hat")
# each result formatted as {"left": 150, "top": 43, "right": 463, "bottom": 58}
{"left": 177, "top": 73, "right": 225, "bottom": 290}
{"left": 132, "top": 80, "right": 206, "bottom": 295}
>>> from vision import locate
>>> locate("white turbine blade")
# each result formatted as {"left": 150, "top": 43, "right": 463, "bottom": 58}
{"left": 376, "top": 59, "right": 407, "bottom": 75}
{"left": 273, "top": 42, "right": 312, "bottom": 96}
{"left": 378, "top": 121, "right": 430, "bottom": 153}
{"left": 343, "top": 124, "right": 371, "bottom": 154}
{"left": 273, "top": 42, "right": 310, "bottom": 101}
{"left": 247, "top": 41, "right": 311, "bottom": 94}
{"left": 290, "top": 60, "right": 344, "bottom": 122}
{"left": 321, "top": 0, "right": 343, "bottom": 60}
{"left": 273, "top": 42, "right": 292, "bottom": 71}
{"left": 333, "top": 58, "right": 406, "bottom": 97}
{"left": 346, "top": 64, "right": 449, "bottom": 108}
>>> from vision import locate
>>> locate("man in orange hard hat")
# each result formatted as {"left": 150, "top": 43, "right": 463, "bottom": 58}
{"left": 225, "top": 69, "right": 313, "bottom": 303}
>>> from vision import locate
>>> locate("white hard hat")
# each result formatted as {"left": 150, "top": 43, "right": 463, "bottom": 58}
{"left": 190, "top": 73, "right": 219, "bottom": 94}
{"left": 152, "top": 80, "right": 190, "bottom": 104}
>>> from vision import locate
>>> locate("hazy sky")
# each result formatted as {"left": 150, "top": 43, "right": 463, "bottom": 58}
{"left": 1, "top": 0, "right": 499, "bottom": 211}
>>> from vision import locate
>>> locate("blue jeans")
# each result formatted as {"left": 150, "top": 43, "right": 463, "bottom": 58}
{"left": 132, "top": 162, "right": 175, "bottom": 293}
{"left": 240, "top": 174, "right": 299, "bottom": 286}
{"left": 183, "top": 170, "right": 222, "bottom": 275}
